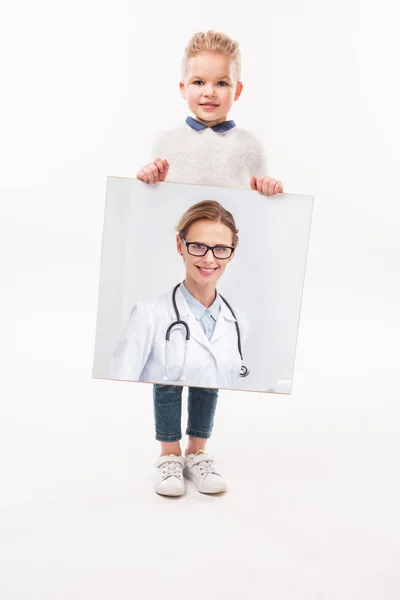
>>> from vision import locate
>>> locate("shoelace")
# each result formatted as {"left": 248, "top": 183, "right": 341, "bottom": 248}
{"left": 197, "top": 459, "right": 217, "bottom": 476}
{"left": 162, "top": 461, "right": 183, "bottom": 480}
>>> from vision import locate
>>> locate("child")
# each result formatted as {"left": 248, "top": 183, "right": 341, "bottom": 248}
{"left": 136, "top": 30, "right": 283, "bottom": 496}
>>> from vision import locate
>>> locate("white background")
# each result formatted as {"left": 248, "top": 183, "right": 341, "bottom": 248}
{"left": 92, "top": 177, "right": 312, "bottom": 391}
{"left": 2, "top": 0, "right": 400, "bottom": 598}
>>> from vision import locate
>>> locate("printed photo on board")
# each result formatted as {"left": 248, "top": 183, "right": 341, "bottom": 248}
{"left": 92, "top": 177, "right": 313, "bottom": 393}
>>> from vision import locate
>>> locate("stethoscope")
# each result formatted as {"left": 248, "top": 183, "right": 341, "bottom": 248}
{"left": 165, "top": 283, "right": 249, "bottom": 381}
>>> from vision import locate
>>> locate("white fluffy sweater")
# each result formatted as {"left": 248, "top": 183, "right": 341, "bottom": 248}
{"left": 151, "top": 123, "right": 267, "bottom": 190}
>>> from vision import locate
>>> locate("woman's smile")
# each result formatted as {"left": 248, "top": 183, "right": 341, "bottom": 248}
{"left": 196, "top": 265, "right": 219, "bottom": 276}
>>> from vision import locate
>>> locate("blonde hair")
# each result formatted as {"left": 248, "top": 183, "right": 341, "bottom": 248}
{"left": 181, "top": 30, "right": 241, "bottom": 83}
{"left": 177, "top": 200, "right": 239, "bottom": 248}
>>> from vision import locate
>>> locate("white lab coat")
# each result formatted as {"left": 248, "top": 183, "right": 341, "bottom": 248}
{"left": 108, "top": 286, "right": 249, "bottom": 389}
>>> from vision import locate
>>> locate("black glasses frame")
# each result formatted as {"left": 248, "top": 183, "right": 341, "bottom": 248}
{"left": 181, "top": 237, "right": 234, "bottom": 259}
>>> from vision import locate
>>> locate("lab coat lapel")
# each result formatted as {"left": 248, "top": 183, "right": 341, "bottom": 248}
{"left": 174, "top": 287, "right": 211, "bottom": 350}
{"left": 210, "top": 299, "right": 236, "bottom": 344}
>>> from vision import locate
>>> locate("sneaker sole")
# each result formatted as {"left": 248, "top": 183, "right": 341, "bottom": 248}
{"left": 183, "top": 470, "right": 227, "bottom": 494}
{"left": 154, "top": 483, "right": 185, "bottom": 496}
{"left": 154, "top": 489, "right": 185, "bottom": 497}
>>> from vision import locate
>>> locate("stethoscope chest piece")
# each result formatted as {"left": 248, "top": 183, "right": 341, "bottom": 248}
{"left": 240, "top": 364, "right": 250, "bottom": 377}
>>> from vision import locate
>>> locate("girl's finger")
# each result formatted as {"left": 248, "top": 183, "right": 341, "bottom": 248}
{"left": 137, "top": 169, "right": 149, "bottom": 183}
{"left": 268, "top": 179, "right": 277, "bottom": 196}
{"left": 273, "top": 181, "right": 283, "bottom": 195}
{"left": 144, "top": 165, "right": 155, "bottom": 184}
{"left": 154, "top": 158, "right": 164, "bottom": 173}
{"left": 159, "top": 161, "right": 170, "bottom": 182}
{"left": 250, "top": 176, "right": 257, "bottom": 190}
{"left": 149, "top": 164, "right": 160, "bottom": 184}
{"left": 261, "top": 177, "right": 270, "bottom": 195}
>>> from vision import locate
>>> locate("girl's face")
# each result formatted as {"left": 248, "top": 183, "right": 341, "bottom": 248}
{"left": 179, "top": 53, "right": 243, "bottom": 128}
{"left": 176, "top": 219, "right": 235, "bottom": 287}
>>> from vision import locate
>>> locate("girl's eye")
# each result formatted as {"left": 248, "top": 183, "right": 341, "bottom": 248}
{"left": 192, "top": 81, "right": 228, "bottom": 86}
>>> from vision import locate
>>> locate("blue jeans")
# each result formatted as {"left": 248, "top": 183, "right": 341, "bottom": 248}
{"left": 153, "top": 384, "right": 219, "bottom": 442}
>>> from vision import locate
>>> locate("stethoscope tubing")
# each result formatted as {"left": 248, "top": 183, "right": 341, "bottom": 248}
{"left": 166, "top": 283, "right": 249, "bottom": 379}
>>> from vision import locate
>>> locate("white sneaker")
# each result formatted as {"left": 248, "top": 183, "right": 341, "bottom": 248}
{"left": 183, "top": 449, "right": 227, "bottom": 494}
{"left": 154, "top": 454, "right": 185, "bottom": 496}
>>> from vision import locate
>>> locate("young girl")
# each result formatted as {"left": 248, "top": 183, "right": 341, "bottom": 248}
{"left": 136, "top": 30, "right": 283, "bottom": 496}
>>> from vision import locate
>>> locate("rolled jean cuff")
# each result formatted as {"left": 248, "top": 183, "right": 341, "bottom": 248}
{"left": 185, "top": 427, "right": 212, "bottom": 439}
{"left": 155, "top": 431, "right": 182, "bottom": 442}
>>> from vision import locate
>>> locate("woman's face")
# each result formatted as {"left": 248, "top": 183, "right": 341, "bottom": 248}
{"left": 176, "top": 219, "right": 235, "bottom": 287}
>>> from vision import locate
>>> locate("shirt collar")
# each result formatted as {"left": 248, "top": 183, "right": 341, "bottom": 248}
{"left": 180, "top": 283, "right": 221, "bottom": 321}
{"left": 185, "top": 116, "right": 236, "bottom": 133}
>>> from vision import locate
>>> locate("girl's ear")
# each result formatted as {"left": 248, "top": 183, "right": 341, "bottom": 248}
{"left": 234, "top": 81, "right": 243, "bottom": 101}
{"left": 179, "top": 81, "right": 187, "bottom": 100}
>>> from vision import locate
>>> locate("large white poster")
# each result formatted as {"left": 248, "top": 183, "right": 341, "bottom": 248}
{"left": 92, "top": 177, "right": 313, "bottom": 393}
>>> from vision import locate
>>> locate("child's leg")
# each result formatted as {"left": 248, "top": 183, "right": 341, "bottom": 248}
{"left": 153, "top": 384, "right": 184, "bottom": 455}
{"left": 185, "top": 387, "right": 218, "bottom": 455}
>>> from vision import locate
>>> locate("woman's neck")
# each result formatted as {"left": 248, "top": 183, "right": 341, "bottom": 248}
{"left": 183, "top": 277, "right": 216, "bottom": 308}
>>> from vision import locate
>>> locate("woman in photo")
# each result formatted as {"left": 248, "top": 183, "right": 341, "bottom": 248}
{"left": 109, "top": 200, "right": 248, "bottom": 389}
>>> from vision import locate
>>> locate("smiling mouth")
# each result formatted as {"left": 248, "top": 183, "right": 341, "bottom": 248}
{"left": 196, "top": 266, "right": 218, "bottom": 274}
{"left": 201, "top": 103, "right": 219, "bottom": 107}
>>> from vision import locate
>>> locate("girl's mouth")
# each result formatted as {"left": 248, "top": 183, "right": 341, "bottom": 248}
{"left": 201, "top": 103, "right": 219, "bottom": 110}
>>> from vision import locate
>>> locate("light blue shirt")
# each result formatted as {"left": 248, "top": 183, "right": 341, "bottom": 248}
{"left": 180, "top": 283, "right": 221, "bottom": 341}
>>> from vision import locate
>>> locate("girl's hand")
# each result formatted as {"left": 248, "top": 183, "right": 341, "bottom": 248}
{"left": 137, "top": 158, "right": 169, "bottom": 184}
{"left": 250, "top": 175, "right": 283, "bottom": 196}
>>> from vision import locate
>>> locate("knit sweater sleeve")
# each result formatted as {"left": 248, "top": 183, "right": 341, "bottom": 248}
{"left": 241, "top": 132, "right": 268, "bottom": 178}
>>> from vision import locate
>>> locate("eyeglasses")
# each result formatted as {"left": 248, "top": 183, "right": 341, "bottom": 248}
{"left": 181, "top": 238, "right": 234, "bottom": 259}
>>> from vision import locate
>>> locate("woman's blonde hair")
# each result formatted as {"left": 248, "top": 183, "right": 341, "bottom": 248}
{"left": 181, "top": 30, "right": 241, "bottom": 83}
{"left": 177, "top": 200, "right": 239, "bottom": 248}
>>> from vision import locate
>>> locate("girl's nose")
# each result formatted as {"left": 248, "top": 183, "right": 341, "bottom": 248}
{"left": 203, "top": 83, "right": 216, "bottom": 96}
